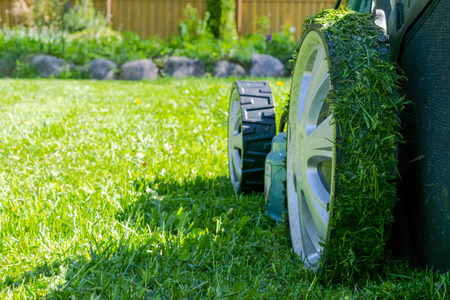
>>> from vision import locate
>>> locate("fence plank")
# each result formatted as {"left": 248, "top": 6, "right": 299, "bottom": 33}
{"left": 240, "top": 0, "right": 335, "bottom": 38}
{"left": 0, "top": 0, "right": 335, "bottom": 39}
{"left": 0, "top": 0, "right": 14, "bottom": 27}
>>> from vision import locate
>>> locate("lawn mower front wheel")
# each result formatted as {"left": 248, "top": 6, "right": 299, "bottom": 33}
{"left": 228, "top": 81, "right": 276, "bottom": 194}
{"left": 286, "top": 28, "right": 335, "bottom": 272}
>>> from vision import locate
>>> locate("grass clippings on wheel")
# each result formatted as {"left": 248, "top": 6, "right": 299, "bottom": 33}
{"left": 303, "top": 9, "right": 406, "bottom": 283}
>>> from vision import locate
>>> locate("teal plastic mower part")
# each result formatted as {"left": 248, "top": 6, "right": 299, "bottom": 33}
{"left": 264, "top": 132, "right": 287, "bottom": 222}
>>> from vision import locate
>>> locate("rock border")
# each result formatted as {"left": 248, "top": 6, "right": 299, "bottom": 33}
{"left": 0, "top": 54, "right": 290, "bottom": 79}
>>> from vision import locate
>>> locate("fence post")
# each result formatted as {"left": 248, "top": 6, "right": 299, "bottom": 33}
{"left": 236, "top": 0, "right": 242, "bottom": 35}
{"left": 106, "top": 0, "right": 112, "bottom": 23}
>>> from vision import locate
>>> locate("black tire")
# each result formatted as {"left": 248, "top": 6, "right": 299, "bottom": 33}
{"left": 228, "top": 81, "right": 276, "bottom": 193}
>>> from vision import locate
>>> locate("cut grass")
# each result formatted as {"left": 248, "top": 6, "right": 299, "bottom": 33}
{"left": 0, "top": 78, "right": 448, "bottom": 299}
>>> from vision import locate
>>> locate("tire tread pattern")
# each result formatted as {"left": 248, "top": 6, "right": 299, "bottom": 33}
{"left": 235, "top": 81, "right": 276, "bottom": 192}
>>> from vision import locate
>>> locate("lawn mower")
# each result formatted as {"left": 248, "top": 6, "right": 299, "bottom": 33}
{"left": 227, "top": 0, "right": 449, "bottom": 276}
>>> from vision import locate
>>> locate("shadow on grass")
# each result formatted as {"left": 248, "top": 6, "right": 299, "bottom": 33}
{"left": 2, "top": 239, "right": 177, "bottom": 299}
{"left": 4, "top": 175, "right": 450, "bottom": 298}
{"left": 116, "top": 175, "right": 242, "bottom": 230}
{"left": 3, "top": 175, "right": 287, "bottom": 299}
{"left": 2, "top": 260, "right": 63, "bottom": 292}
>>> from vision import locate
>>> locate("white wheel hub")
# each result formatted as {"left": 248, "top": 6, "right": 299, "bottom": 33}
{"left": 287, "top": 30, "right": 336, "bottom": 271}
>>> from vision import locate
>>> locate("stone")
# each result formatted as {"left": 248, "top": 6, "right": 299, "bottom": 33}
{"left": 32, "top": 55, "right": 65, "bottom": 78}
{"left": 88, "top": 58, "right": 116, "bottom": 80}
{"left": 250, "top": 54, "right": 286, "bottom": 77}
{"left": 214, "top": 60, "right": 246, "bottom": 77}
{"left": 163, "top": 56, "right": 205, "bottom": 78}
{"left": 120, "top": 59, "right": 158, "bottom": 80}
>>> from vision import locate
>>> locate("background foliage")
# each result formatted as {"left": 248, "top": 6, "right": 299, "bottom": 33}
{"left": 12, "top": 0, "right": 107, "bottom": 32}
{"left": 206, "top": 0, "right": 238, "bottom": 41}
{"left": 0, "top": 0, "right": 296, "bottom": 78}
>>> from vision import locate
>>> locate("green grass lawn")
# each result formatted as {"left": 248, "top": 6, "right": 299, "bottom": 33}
{"left": 0, "top": 78, "right": 448, "bottom": 299}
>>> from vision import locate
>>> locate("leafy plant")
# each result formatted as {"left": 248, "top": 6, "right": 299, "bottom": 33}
{"left": 168, "top": 4, "right": 221, "bottom": 69}
{"left": 177, "top": 4, "right": 211, "bottom": 41}
{"left": 12, "top": 0, "right": 108, "bottom": 33}
{"left": 11, "top": 0, "right": 67, "bottom": 29}
{"left": 11, "top": 57, "right": 39, "bottom": 78}
{"left": 266, "top": 31, "right": 297, "bottom": 73}
{"left": 206, "top": 0, "right": 237, "bottom": 41}
{"left": 63, "top": 0, "right": 109, "bottom": 33}
{"left": 254, "top": 15, "right": 271, "bottom": 36}
{"left": 0, "top": 26, "right": 66, "bottom": 77}
{"left": 227, "top": 33, "right": 266, "bottom": 68}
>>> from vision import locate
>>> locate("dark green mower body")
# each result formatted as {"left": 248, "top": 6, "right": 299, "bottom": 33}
{"left": 387, "top": 0, "right": 450, "bottom": 271}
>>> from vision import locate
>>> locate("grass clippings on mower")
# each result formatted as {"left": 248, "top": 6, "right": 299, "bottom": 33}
{"left": 302, "top": 9, "right": 406, "bottom": 284}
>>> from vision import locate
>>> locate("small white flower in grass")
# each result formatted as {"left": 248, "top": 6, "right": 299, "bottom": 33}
{"left": 163, "top": 143, "right": 173, "bottom": 154}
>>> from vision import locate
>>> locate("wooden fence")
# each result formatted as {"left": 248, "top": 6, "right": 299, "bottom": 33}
{"left": 0, "top": 0, "right": 335, "bottom": 38}
{"left": 238, "top": 0, "right": 335, "bottom": 37}
{"left": 0, "top": 0, "right": 13, "bottom": 26}
{"left": 107, "top": 0, "right": 207, "bottom": 38}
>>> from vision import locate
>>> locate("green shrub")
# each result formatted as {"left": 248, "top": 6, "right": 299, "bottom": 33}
{"left": 0, "top": 27, "right": 66, "bottom": 77}
{"left": 227, "top": 34, "right": 266, "bottom": 68}
{"left": 63, "top": 0, "right": 109, "bottom": 33}
{"left": 166, "top": 4, "right": 221, "bottom": 69}
{"left": 12, "top": 0, "right": 108, "bottom": 33}
{"left": 177, "top": 4, "right": 211, "bottom": 41}
{"left": 206, "top": 0, "right": 237, "bottom": 40}
{"left": 226, "top": 30, "right": 296, "bottom": 71}
{"left": 11, "top": 0, "right": 67, "bottom": 29}
{"left": 12, "top": 58, "right": 40, "bottom": 78}
{"left": 266, "top": 30, "right": 297, "bottom": 73}
{"left": 116, "top": 32, "right": 164, "bottom": 65}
